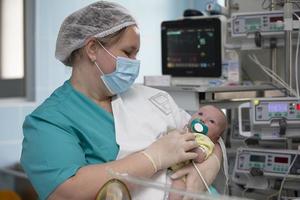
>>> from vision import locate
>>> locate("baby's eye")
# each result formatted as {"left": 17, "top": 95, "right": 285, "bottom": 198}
{"left": 209, "top": 119, "right": 215, "bottom": 124}
{"left": 198, "top": 112, "right": 203, "bottom": 116}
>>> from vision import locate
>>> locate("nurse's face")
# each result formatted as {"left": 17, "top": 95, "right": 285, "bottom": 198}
{"left": 96, "top": 26, "right": 140, "bottom": 74}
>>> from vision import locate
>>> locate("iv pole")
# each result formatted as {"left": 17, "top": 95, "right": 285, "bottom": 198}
{"left": 284, "top": 0, "right": 294, "bottom": 91}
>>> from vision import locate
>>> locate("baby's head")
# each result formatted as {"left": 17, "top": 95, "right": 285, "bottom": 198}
{"left": 189, "top": 105, "right": 227, "bottom": 143}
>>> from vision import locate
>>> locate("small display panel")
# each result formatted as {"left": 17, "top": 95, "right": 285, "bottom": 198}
{"left": 270, "top": 16, "right": 283, "bottom": 23}
{"left": 245, "top": 18, "right": 261, "bottom": 25}
{"left": 275, "top": 157, "right": 289, "bottom": 164}
{"left": 268, "top": 102, "right": 288, "bottom": 113}
{"left": 161, "top": 17, "right": 222, "bottom": 77}
{"left": 250, "top": 155, "right": 266, "bottom": 163}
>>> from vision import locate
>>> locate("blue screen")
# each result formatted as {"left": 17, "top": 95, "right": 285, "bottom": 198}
{"left": 268, "top": 103, "right": 288, "bottom": 112}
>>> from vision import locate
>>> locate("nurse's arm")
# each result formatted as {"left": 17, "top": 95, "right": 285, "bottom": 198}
{"left": 48, "top": 151, "right": 156, "bottom": 200}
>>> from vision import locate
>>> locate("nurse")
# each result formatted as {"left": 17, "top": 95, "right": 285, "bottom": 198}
{"left": 21, "top": 1, "right": 222, "bottom": 200}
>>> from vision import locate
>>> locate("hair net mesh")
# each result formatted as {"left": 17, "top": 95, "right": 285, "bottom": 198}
{"left": 55, "top": 1, "right": 137, "bottom": 66}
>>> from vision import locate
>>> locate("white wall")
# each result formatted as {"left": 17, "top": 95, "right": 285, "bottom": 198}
{"left": 0, "top": 0, "right": 192, "bottom": 166}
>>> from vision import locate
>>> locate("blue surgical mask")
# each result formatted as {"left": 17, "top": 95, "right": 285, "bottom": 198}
{"left": 94, "top": 40, "right": 140, "bottom": 95}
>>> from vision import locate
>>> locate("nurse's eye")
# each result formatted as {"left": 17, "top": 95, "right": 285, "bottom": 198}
{"left": 124, "top": 50, "right": 131, "bottom": 56}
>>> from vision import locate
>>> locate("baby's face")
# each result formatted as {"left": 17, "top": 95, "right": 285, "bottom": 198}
{"left": 190, "top": 105, "right": 226, "bottom": 143}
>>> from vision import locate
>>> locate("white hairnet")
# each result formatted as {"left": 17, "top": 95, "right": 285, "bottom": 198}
{"left": 55, "top": 1, "right": 137, "bottom": 66}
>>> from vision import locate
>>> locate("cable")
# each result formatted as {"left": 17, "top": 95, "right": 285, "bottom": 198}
{"left": 251, "top": 55, "right": 292, "bottom": 90}
{"left": 267, "top": 191, "right": 279, "bottom": 200}
{"left": 248, "top": 55, "right": 298, "bottom": 96}
{"left": 184, "top": 127, "right": 212, "bottom": 194}
{"left": 241, "top": 187, "right": 249, "bottom": 198}
{"left": 250, "top": 55, "right": 297, "bottom": 96}
{"left": 277, "top": 154, "right": 298, "bottom": 200}
{"left": 192, "top": 161, "right": 212, "bottom": 194}
{"left": 250, "top": 55, "right": 290, "bottom": 88}
{"left": 249, "top": 55, "right": 297, "bottom": 96}
{"left": 293, "top": 2, "right": 300, "bottom": 9}
{"left": 293, "top": 12, "right": 300, "bottom": 99}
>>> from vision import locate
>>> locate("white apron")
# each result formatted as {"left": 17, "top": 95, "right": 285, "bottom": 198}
{"left": 112, "top": 84, "right": 190, "bottom": 199}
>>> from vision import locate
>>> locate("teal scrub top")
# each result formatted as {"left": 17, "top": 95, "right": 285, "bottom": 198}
{"left": 21, "top": 80, "right": 119, "bottom": 200}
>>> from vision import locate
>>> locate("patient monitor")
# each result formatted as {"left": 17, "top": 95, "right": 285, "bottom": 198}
{"left": 161, "top": 16, "right": 227, "bottom": 86}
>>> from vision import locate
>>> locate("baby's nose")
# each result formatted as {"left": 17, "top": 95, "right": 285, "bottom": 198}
{"left": 200, "top": 117, "right": 207, "bottom": 123}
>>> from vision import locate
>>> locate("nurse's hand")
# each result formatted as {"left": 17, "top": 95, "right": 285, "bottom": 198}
{"left": 143, "top": 130, "right": 198, "bottom": 171}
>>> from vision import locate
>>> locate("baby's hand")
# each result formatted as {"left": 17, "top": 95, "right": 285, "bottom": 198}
{"left": 192, "top": 148, "right": 206, "bottom": 163}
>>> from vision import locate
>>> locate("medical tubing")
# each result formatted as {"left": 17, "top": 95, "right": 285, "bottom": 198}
{"left": 192, "top": 161, "right": 212, "bottom": 194}
{"left": 252, "top": 55, "right": 287, "bottom": 85}
{"left": 249, "top": 55, "right": 298, "bottom": 96}
{"left": 141, "top": 151, "right": 158, "bottom": 173}
{"left": 251, "top": 55, "right": 291, "bottom": 89}
{"left": 293, "top": 12, "right": 300, "bottom": 99}
{"left": 185, "top": 126, "right": 211, "bottom": 194}
{"left": 251, "top": 55, "right": 296, "bottom": 93}
{"left": 249, "top": 55, "right": 289, "bottom": 88}
{"left": 249, "top": 55, "right": 287, "bottom": 87}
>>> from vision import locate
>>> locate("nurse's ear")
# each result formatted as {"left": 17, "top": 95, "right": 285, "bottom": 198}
{"left": 84, "top": 39, "right": 99, "bottom": 62}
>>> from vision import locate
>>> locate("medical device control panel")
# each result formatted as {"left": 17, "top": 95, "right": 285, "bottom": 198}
{"left": 235, "top": 148, "right": 300, "bottom": 178}
{"left": 231, "top": 11, "right": 300, "bottom": 37}
{"left": 253, "top": 98, "right": 300, "bottom": 122}
{"left": 238, "top": 98, "right": 300, "bottom": 139}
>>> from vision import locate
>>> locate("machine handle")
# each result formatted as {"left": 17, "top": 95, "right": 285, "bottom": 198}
{"left": 238, "top": 102, "right": 252, "bottom": 138}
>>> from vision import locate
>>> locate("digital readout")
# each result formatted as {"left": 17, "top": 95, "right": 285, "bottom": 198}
{"left": 274, "top": 157, "right": 288, "bottom": 164}
{"left": 268, "top": 102, "right": 288, "bottom": 112}
{"left": 250, "top": 155, "right": 266, "bottom": 163}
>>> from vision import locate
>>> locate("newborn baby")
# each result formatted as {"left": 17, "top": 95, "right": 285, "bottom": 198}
{"left": 169, "top": 105, "right": 227, "bottom": 200}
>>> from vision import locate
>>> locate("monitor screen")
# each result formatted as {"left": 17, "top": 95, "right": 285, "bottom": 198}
{"left": 161, "top": 17, "right": 222, "bottom": 77}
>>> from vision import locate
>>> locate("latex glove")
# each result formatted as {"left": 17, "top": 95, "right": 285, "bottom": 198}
{"left": 143, "top": 130, "right": 199, "bottom": 171}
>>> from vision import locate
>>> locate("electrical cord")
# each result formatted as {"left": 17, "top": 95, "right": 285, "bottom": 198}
{"left": 293, "top": 12, "right": 300, "bottom": 99}
{"left": 277, "top": 154, "right": 298, "bottom": 200}
{"left": 183, "top": 127, "right": 212, "bottom": 194}
{"left": 249, "top": 55, "right": 290, "bottom": 89}
{"left": 192, "top": 161, "right": 212, "bottom": 194}
{"left": 267, "top": 191, "right": 280, "bottom": 200}
{"left": 241, "top": 187, "right": 249, "bottom": 198}
{"left": 248, "top": 55, "right": 298, "bottom": 96}
{"left": 261, "top": 0, "right": 287, "bottom": 10}
{"left": 293, "top": 2, "right": 300, "bottom": 9}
